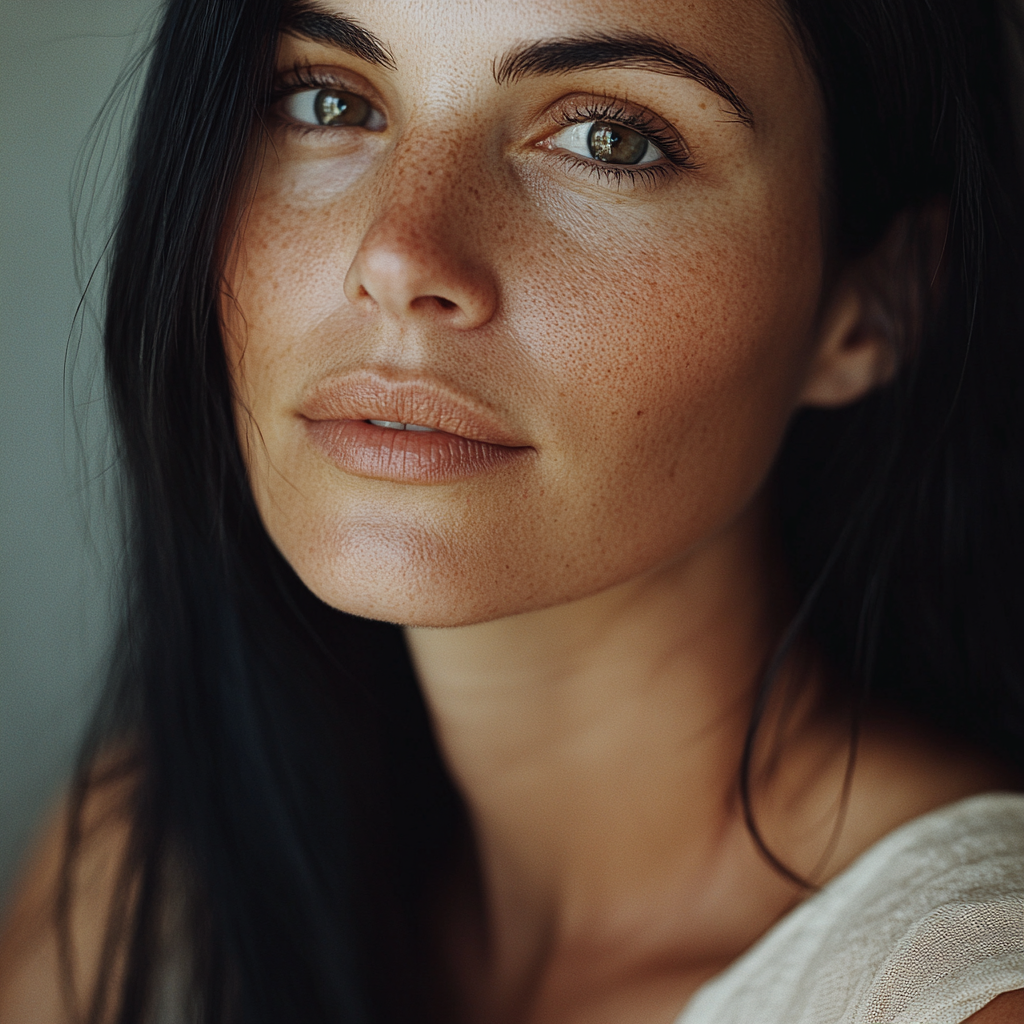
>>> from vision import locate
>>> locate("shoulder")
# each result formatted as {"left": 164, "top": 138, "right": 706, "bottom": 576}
{"left": 682, "top": 793, "right": 1024, "bottom": 1024}
{"left": 0, "top": 748, "right": 141, "bottom": 1024}
{"left": 805, "top": 792, "right": 1024, "bottom": 1024}
{"left": 966, "top": 991, "right": 1024, "bottom": 1023}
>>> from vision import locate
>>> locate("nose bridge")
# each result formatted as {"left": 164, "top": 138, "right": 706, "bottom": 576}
{"left": 370, "top": 120, "right": 482, "bottom": 251}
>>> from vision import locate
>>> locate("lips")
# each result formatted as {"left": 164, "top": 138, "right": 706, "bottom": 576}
{"left": 300, "top": 373, "right": 534, "bottom": 483}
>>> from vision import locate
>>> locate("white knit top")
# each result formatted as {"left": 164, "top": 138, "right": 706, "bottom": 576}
{"left": 677, "top": 793, "right": 1024, "bottom": 1024}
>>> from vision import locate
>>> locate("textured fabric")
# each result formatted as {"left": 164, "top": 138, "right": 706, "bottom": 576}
{"left": 677, "top": 793, "right": 1024, "bottom": 1024}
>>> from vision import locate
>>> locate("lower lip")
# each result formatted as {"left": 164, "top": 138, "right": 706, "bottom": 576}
{"left": 305, "top": 419, "right": 532, "bottom": 483}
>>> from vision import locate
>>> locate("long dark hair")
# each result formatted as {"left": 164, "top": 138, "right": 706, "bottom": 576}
{"left": 66, "top": 0, "right": 1024, "bottom": 1020}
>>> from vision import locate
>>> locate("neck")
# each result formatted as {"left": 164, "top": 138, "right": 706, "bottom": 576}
{"left": 405, "top": 503, "right": 816, "bottom": 1015}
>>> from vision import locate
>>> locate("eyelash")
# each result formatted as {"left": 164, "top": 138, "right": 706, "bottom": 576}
{"left": 276, "top": 61, "right": 342, "bottom": 96}
{"left": 271, "top": 66, "right": 694, "bottom": 187}
{"left": 549, "top": 99, "right": 695, "bottom": 186}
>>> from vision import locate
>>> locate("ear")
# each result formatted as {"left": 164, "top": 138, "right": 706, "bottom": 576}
{"left": 799, "top": 268, "right": 900, "bottom": 408}
{"left": 800, "top": 203, "right": 948, "bottom": 408}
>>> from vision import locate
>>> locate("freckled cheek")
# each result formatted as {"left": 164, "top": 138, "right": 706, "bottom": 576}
{"left": 231, "top": 197, "right": 354, "bottom": 329}
{"left": 503, "top": 209, "right": 823, "bottom": 528}
{"left": 509, "top": 238, "right": 818, "bottom": 475}
{"left": 221, "top": 183, "right": 366, "bottom": 405}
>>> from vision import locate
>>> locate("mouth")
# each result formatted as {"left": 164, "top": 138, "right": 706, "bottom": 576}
{"left": 300, "top": 373, "right": 534, "bottom": 484}
{"left": 365, "top": 419, "right": 437, "bottom": 432}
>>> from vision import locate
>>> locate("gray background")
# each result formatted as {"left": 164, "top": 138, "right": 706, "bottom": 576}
{"left": 1, "top": 0, "right": 158, "bottom": 909}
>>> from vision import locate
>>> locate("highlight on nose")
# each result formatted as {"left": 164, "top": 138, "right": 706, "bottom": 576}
{"left": 343, "top": 222, "right": 497, "bottom": 328}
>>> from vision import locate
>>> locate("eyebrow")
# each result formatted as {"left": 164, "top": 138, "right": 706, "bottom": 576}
{"left": 495, "top": 34, "right": 753, "bottom": 127}
{"left": 277, "top": 8, "right": 752, "bottom": 129}
{"left": 281, "top": 1, "right": 396, "bottom": 69}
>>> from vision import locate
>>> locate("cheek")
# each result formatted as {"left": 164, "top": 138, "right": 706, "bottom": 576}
{"left": 498, "top": 189, "right": 823, "bottom": 555}
{"left": 223, "top": 192, "right": 352, "bottom": 368}
{"left": 220, "top": 179, "right": 363, "bottom": 469}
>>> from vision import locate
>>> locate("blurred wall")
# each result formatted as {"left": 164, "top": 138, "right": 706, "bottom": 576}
{"left": 0, "top": 0, "right": 159, "bottom": 907}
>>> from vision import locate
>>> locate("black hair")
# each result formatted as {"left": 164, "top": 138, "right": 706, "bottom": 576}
{"left": 65, "top": 0, "right": 1024, "bottom": 1020}
{"left": 775, "top": 0, "right": 1024, "bottom": 760}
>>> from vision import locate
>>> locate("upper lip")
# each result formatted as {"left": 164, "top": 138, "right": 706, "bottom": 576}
{"left": 299, "top": 371, "right": 531, "bottom": 448}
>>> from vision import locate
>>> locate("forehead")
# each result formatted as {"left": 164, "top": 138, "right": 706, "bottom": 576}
{"left": 286, "top": 0, "right": 815, "bottom": 127}
{"left": 316, "top": 0, "right": 791, "bottom": 51}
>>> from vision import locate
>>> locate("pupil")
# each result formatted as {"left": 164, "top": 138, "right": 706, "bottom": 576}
{"left": 588, "top": 122, "right": 648, "bottom": 165}
{"left": 315, "top": 90, "right": 370, "bottom": 127}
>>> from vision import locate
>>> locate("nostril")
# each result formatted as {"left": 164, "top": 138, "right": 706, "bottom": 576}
{"left": 409, "top": 294, "right": 458, "bottom": 314}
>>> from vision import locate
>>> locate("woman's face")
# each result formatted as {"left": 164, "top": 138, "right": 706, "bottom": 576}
{"left": 222, "top": 0, "right": 828, "bottom": 627}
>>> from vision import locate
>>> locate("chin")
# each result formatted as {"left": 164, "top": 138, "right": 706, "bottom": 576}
{"left": 278, "top": 517, "right": 558, "bottom": 629}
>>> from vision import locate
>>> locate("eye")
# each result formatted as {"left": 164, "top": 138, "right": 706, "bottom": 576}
{"left": 282, "top": 88, "right": 384, "bottom": 129}
{"left": 549, "top": 121, "right": 664, "bottom": 165}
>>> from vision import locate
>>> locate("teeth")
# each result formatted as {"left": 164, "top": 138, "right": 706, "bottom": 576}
{"left": 368, "top": 419, "right": 436, "bottom": 432}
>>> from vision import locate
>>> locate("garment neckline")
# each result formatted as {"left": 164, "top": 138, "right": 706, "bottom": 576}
{"left": 673, "top": 790, "right": 1024, "bottom": 1023}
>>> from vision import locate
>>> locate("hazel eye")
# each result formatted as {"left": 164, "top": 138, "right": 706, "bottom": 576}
{"left": 283, "top": 88, "right": 383, "bottom": 129}
{"left": 550, "top": 121, "right": 663, "bottom": 165}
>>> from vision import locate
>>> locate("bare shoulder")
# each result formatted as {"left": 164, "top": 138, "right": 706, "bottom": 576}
{"left": 0, "top": 748, "right": 141, "bottom": 1024}
{"left": 818, "top": 714, "right": 1021, "bottom": 879}
{"left": 965, "top": 990, "right": 1024, "bottom": 1023}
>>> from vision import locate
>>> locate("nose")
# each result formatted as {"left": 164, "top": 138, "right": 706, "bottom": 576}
{"left": 343, "top": 182, "right": 498, "bottom": 330}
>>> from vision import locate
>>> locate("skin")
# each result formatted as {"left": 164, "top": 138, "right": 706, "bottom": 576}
{"left": 0, "top": 0, "right": 1020, "bottom": 1021}
{"left": 228, "top": 0, "right": 843, "bottom": 627}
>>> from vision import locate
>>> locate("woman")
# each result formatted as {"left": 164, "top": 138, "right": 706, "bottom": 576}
{"left": 1, "top": 0, "right": 1023, "bottom": 1020}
